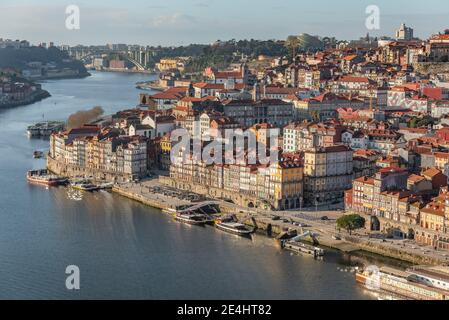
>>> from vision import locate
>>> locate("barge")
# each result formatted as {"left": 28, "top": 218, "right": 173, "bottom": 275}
{"left": 282, "top": 240, "right": 325, "bottom": 258}
{"left": 356, "top": 265, "right": 449, "bottom": 300}
{"left": 27, "top": 121, "right": 65, "bottom": 138}
{"left": 27, "top": 169, "right": 68, "bottom": 187}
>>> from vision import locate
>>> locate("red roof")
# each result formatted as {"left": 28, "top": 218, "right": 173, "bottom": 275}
{"left": 343, "top": 55, "right": 359, "bottom": 61}
{"left": 379, "top": 167, "right": 408, "bottom": 174}
{"left": 430, "top": 34, "right": 449, "bottom": 42}
{"left": 339, "top": 76, "right": 370, "bottom": 83}
{"left": 423, "top": 87, "right": 443, "bottom": 100}
{"left": 193, "top": 82, "right": 224, "bottom": 89}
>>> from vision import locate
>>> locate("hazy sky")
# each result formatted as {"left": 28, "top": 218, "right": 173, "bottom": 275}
{"left": 1, "top": 0, "right": 449, "bottom": 46}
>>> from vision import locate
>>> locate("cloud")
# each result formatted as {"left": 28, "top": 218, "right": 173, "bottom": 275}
{"left": 149, "top": 12, "right": 197, "bottom": 28}
{"left": 195, "top": 2, "right": 209, "bottom": 7}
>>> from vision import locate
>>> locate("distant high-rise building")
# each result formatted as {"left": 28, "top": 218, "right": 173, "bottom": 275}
{"left": 396, "top": 23, "right": 414, "bottom": 41}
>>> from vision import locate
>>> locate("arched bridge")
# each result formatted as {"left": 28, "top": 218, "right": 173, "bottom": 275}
{"left": 69, "top": 49, "right": 147, "bottom": 71}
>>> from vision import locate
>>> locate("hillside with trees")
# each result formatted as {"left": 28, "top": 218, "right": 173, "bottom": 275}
{"left": 0, "top": 46, "right": 87, "bottom": 74}
{"left": 182, "top": 39, "right": 288, "bottom": 73}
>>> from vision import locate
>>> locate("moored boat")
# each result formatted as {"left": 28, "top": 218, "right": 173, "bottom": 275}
{"left": 70, "top": 179, "right": 100, "bottom": 192}
{"left": 27, "top": 169, "right": 68, "bottom": 187}
{"left": 27, "top": 121, "right": 65, "bottom": 138}
{"left": 98, "top": 182, "right": 114, "bottom": 190}
{"left": 215, "top": 217, "right": 253, "bottom": 236}
{"left": 33, "top": 151, "right": 44, "bottom": 159}
{"left": 355, "top": 266, "right": 449, "bottom": 300}
{"left": 175, "top": 213, "right": 210, "bottom": 226}
{"left": 282, "top": 240, "right": 325, "bottom": 258}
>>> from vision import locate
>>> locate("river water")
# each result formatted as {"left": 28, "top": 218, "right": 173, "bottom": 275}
{"left": 0, "top": 71, "right": 380, "bottom": 299}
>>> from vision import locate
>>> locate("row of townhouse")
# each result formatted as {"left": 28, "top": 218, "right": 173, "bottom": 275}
{"left": 284, "top": 65, "right": 328, "bottom": 89}
{"left": 343, "top": 127, "right": 407, "bottom": 155}
{"left": 417, "top": 192, "right": 449, "bottom": 250}
{"left": 293, "top": 92, "right": 367, "bottom": 121}
{"left": 346, "top": 166, "right": 449, "bottom": 249}
{"left": 49, "top": 127, "right": 148, "bottom": 180}
{"left": 222, "top": 99, "right": 294, "bottom": 127}
{"left": 170, "top": 150, "right": 304, "bottom": 210}
{"left": 330, "top": 75, "right": 377, "bottom": 97}
{"left": 283, "top": 120, "right": 345, "bottom": 152}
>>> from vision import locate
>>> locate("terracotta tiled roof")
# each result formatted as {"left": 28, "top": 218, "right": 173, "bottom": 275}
{"left": 354, "top": 176, "right": 375, "bottom": 185}
{"left": 339, "top": 76, "right": 370, "bottom": 83}
{"left": 422, "top": 167, "right": 443, "bottom": 178}
{"left": 342, "top": 55, "right": 359, "bottom": 61}
{"left": 408, "top": 174, "right": 425, "bottom": 183}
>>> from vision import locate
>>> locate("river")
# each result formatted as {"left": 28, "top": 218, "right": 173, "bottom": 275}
{"left": 0, "top": 71, "right": 384, "bottom": 299}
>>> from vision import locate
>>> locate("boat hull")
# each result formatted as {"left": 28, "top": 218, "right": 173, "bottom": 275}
{"left": 27, "top": 170, "right": 67, "bottom": 187}
{"left": 175, "top": 216, "right": 207, "bottom": 226}
{"left": 215, "top": 223, "right": 253, "bottom": 237}
{"left": 27, "top": 177, "right": 61, "bottom": 187}
{"left": 283, "top": 241, "right": 324, "bottom": 258}
{"left": 71, "top": 185, "right": 100, "bottom": 192}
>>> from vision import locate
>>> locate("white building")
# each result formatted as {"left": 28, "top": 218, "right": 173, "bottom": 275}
{"left": 396, "top": 23, "right": 414, "bottom": 41}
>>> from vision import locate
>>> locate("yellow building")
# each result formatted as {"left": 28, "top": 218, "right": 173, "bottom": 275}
{"left": 435, "top": 152, "right": 449, "bottom": 170}
{"left": 159, "top": 134, "right": 172, "bottom": 153}
{"left": 416, "top": 194, "right": 448, "bottom": 248}
{"left": 156, "top": 59, "right": 184, "bottom": 72}
{"left": 268, "top": 154, "right": 304, "bottom": 210}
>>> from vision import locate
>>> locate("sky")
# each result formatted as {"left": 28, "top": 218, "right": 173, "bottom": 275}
{"left": 1, "top": 0, "right": 449, "bottom": 46}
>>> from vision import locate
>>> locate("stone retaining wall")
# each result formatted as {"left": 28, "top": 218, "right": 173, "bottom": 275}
{"left": 158, "top": 176, "right": 263, "bottom": 208}
{"left": 47, "top": 156, "right": 132, "bottom": 183}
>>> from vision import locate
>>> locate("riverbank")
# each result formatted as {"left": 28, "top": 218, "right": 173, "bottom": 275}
{"left": 96, "top": 68, "right": 155, "bottom": 75}
{"left": 45, "top": 144, "right": 449, "bottom": 267}
{"left": 136, "top": 80, "right": 166, "bottom": 91}
{"left": 34, "top": 71, "right": 91, "bottom": 81}
{"left": 111, "top": 179, "right": 449, "bottom": 266}
{"left": 0, "top": 89, "right": 51, "bottom": 109}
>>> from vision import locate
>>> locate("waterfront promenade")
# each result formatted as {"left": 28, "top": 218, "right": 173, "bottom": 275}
{"left": 113, "top": 178, "right": 449, "bottom": 266}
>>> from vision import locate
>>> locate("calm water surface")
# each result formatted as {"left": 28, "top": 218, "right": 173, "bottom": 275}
{"left": 0, "top": 71, "right": 377, "bottom": 299}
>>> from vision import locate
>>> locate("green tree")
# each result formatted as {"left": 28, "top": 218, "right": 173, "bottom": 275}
{"left": 296, "top": 34, "right": 324, "bottom": 52}
{"left": 285, "top": 35, "right": 300, "bottom": 60}
{"left": 416, "top": 115, "right": 434, "bottom": 128}
{"left": 336, "top": 214, "right": 366, "bottom": 235}
{"left": 409, "top": 117, "right": 418, "bottom": 128}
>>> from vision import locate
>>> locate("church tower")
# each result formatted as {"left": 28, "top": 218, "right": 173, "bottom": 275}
{"left": 186, "top": 83, "right": 195, "bottom": 97}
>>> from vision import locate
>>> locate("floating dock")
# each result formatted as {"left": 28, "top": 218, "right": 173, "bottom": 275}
{"left": 27, "top": 121, "right": 65, "bottom": 138}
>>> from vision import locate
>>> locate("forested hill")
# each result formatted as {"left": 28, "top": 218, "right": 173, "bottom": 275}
{"left": 0, "top": 46, "right": 87, "bottom": 74}
{"left": 173, "top": 39, "right": 289, "bottom": 73}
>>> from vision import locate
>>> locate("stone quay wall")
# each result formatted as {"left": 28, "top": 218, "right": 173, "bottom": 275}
{"left": 158, "top": 176, "right": 264, "bottom": 208}
{"left": 47, "top": 156, "right": 132, "bottom": 183}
